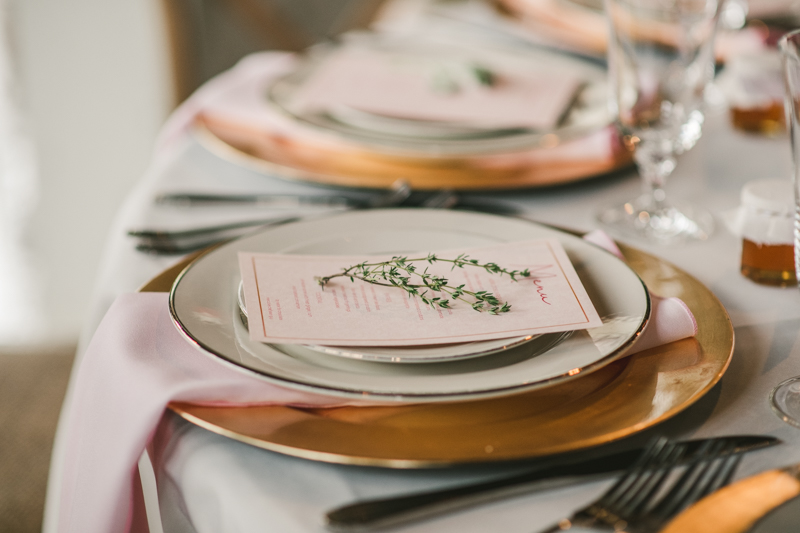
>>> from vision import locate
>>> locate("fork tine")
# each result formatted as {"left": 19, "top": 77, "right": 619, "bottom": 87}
{"left": 547, "top": 437, "right": 749, "bottom": 533}
{"left": 568, "top": 438, "right": 675, "bottom": 530}
{"left": 597, "top": 439, "right": 684, "bottom": 525}
{"left": 675, "top": 441, "right": 733, "bottom": 497}
{"left": 679, "top": 449, "right": 742, "bottom": 508}
{"left": 710, "top": 453, "right": 742, "bottom": 491}
{"left": 649, "top": 440, "right": 742, "bottom": 520}
{"left": 596, "top": 437, "right": 672, "bottom": 509}
{"left": 646, "top": 440, "right": 723, "bottom": 519}
{"left": 616, "top": 444, "right": 686, "bottom": 517}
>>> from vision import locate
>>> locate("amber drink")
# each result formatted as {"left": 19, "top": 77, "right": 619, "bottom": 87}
{"left": 730, "top": 179, "right": 796, "bottom": 286}
{"left": 722, "top": 51, "right": 786, "bottom": 136}
{"left": 741, "top": 239, "right": 796, "bottom": 286}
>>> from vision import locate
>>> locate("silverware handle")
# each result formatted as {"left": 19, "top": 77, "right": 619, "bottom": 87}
{"left": 131, "top": 181, "right": 413, "bottom": 251}
{"left": 324, "top": 469, "right": 620, "bottom": 532}
{"left": 323, "top": 435, "right": 779, "bottom": 532}
{"left": 128, "top": 216, "right": 300, "bottom": 240}
{"left": 135, "top": 236, "right": 232, "bottom": 255}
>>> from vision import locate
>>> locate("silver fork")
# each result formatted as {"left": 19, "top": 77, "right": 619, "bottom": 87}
{"left": 541, "top": 437, "right": 742, "bottom": 533}
{"left": 131, "top": 181, "right": 412, "bottom": 255}
{"left": 629, "top": 439, "right": 742, "bottom": 533}
{"left": 421, "top": 189, "right": 458, "bottom": 209}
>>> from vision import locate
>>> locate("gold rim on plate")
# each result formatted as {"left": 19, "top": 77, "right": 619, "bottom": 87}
{"left": 142, "top": 237, "right": 733, "bottom": 467}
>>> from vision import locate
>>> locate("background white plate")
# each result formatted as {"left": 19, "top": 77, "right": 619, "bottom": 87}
{"left": 170, "top": 210, "right": 650, "bottom": 402}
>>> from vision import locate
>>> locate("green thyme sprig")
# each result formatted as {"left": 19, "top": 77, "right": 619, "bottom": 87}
{"left": 315, "top": 253, "right": 530, "bottom": 315}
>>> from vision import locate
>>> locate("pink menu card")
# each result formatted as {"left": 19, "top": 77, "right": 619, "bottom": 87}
{"left": 288, "top": 47, "right": 582, "bottom": 130}
{"left": 238, "top": 239, "right": 602, "bottom": 346}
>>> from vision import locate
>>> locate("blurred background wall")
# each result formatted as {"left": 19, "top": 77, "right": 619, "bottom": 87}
{"left": 0, "top": 2, "right": 380, "bottom": 529}
{"left": 1, "top": 2, "right": 172, "bottom": 530}
{"left": 3, "top": 0, "right": 382, "bottom": 348}
{"left": 7, "top": 0, "right": 172, "bottom": 346}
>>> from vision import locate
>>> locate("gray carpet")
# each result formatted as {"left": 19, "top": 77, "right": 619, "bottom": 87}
{"left": 0, "top": 346, "right": 76, "bottom": 533}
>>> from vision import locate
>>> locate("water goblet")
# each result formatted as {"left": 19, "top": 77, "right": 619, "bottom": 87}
{"left": 769, "top": 29, "right": 800, "bottom": 428}
{"left": 598, "top": 0, "right": 723, "bottom": 243}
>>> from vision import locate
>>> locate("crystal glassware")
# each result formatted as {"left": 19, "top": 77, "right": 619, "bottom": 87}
{"left": 598, "top": 0, "right": 723, "bottom": 243}
{"left": 770, "top": 29, "right": 800, "bottom": 428}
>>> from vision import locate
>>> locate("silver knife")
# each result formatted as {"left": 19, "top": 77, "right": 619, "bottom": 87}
{"left": 324, "top": 435, "right": 779, "bottom": 532}
{"left": 154, "top": 192, "right": 358, "bottom": 208}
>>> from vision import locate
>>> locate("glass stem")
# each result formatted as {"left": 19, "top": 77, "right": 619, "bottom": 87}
{"left": 634, "top": 144, "right": 676, "bottom": 212}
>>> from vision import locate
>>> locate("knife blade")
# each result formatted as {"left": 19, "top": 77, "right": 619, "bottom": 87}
{"left": 660, "top": 462, "right": 800, "bottom": 533}
{"left": 324, "top": 435, "right": 779, "bottom": 532}
{"left": 155, "top": 192, "right": 358, "bottom": 209}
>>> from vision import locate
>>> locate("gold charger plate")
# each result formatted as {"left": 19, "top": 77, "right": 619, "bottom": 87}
{"left": 194, "top": 116, "right": 632, "bottom": 191}
{"left": 142, "top": 238, "right": 733, "bottom": 467}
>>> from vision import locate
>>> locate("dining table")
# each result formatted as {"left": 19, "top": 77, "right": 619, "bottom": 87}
{"left": 43, "top": 20, "right": 800, "bottom": 533}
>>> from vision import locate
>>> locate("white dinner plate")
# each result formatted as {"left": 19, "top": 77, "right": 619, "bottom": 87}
{"left": 236, "top": 281, "right": 542, "bottom": 363}
{"left": 170, "top": 209, "right": 650, "bottom": 402}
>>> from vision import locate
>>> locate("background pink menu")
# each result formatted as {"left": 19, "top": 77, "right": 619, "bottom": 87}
{"left": 289, "top": 47, "right": 582, "bottom": 130}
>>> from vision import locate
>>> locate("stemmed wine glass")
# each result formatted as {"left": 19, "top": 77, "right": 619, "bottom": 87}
{"left": 599, "top": 0, "right": 723, "bottom": 243}
{"left": 770, "top": 29, "right": 800, "bottom": 428}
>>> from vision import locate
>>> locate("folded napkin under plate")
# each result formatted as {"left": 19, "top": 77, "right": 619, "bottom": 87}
{"left": 51, "top": 229, "right": 703, "bottom": 533}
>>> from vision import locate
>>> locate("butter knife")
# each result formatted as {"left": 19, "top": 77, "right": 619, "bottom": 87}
{"left": 325, "top": 435, "right": 779, "bottom": 532}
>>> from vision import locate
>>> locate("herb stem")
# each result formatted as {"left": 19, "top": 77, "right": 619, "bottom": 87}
{"left": 315, "top": 253, "right": 529, "bottom": 314}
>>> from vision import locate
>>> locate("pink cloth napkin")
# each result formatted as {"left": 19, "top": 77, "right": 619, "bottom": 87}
{"left": 582, "top": 229, "right": 698, "bottom": 349}
{"left": 155, "top": 52, "right": 298, "bottom": 155}
{"left": 56, "top": 292, "right": 360, "bottom": 533}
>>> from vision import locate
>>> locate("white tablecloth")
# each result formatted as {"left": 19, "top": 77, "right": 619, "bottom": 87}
{"left": 51, "top": 84, "right": 800, "bottom": 532}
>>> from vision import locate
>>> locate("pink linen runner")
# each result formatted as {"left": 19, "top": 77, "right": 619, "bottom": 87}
{"left": 54, "top": 286, "right": 695, "bottom": 533}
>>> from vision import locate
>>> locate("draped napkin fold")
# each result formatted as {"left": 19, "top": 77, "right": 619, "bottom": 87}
{"left": 53, "top": 273, "right": 696, "bottom": 532}
{"left": 56, "top": 292, "right": 360, "bottom": 533}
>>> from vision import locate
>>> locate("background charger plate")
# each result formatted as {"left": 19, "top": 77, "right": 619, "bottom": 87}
{"left": 143, "top": 226, "right": 733, "bottom": 466}
{"left": 194, "top": 116, "right": 632, "bottom": 191}
{"left": 169, "top": 210, "right": 649, "bottom": 401}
